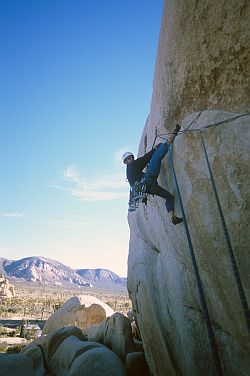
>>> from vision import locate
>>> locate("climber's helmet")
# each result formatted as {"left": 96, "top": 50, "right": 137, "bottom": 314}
{"left": 122, "top": 152, "right": 134, "bottom": 164}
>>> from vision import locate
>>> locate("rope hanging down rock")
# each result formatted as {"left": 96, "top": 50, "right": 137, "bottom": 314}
{"left": 199, "top": 129, "right": 250, "bottom": 333}
{"left": 150, "top": 112, "right": 249, "bottom": 374}
{"left": 152, "top": 112, "right": 250, "bottom": 332}
{"left": 168, "top": 145, "right": 223, "bottom": 375}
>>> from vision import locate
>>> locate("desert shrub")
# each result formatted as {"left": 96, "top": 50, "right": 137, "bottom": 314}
{"left": 0, "top": 342, "right": 8, "bottom": 353}
{"left": 25, "top": 329, "right": 36, "bottom": 340}
{"left": 7, "top": 307, "right": 18, "bottom": 313}
{"left": 8, "top": 330, "right": 16, "bottom": 337}
{"left": 6, "top": 344, "right": 26, "bottom": 353}
{"left": 0, "top": 326, "right": 8, "bottom": 336}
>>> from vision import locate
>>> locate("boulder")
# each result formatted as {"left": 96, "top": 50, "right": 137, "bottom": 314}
{"left": 21, "top": 326, "right": 83, "bottom": 369}
{"left": 0, "top": 354, "right": 34, "bottom": 376}
{"left": 20, "top": 317, "right": 132, "bottom": 376}
{"left": 19, "top": 314, "right": 147, "bottom": 376}
{"left": 67, "top": 347, "right": 126, "bottom": 376}
{"left": 42, "top": 295, "right": 114, "bottom": 335}
{"left": 20, "top": 325, "right": 127, "bottom": 376}
{"left": 84, "top": 312, "right": 136, "bottom": 361}
{"left": 21, "top": 345, "right": 45, "bottom": 376}
{"left": 126, "top": 351, "right": 149, "bottom": 376}
{"left": 44, "top": 326, "right": 83, "bottom": 365}
{"left": 50, "top": 335, "right": 105, "bottom": 375}
{"left": 0, "top": 274, "right": 15, "bottom": 300}
{"left": 133, "top": 339, "right": 144, "bottom": 353}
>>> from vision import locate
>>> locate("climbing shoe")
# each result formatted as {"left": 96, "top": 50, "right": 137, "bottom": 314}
{"left": 172, "top": 215, "right": 183, "bottom": 225}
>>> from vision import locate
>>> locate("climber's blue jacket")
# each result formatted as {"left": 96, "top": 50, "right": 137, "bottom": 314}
{"left": 126, "top": 149, "right": 155, "bottom": 187}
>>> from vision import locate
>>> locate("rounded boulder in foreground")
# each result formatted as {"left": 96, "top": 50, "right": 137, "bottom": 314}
{"left": 42, "top": 295, "right": 114, "bottom": 335}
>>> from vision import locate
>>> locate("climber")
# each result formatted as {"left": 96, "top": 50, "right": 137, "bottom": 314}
{"left": 122, "top": 126, "right": 183, "bottom": 225}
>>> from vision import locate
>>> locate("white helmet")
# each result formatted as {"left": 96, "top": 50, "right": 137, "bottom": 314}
{"left": 122, "top": 152, "right": 134, "bottom": 164}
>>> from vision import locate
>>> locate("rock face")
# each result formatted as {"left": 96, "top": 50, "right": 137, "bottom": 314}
{"left": 0, "top": 273, "right": 15, "bottom": 299}
{"left": 42, "top": 295, "right": 114, "bottom": 335}
{"left": 127, "top": 1, "right": 250, "bottom": 376}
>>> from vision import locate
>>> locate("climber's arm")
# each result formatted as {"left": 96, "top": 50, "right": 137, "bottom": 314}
{"left": 133, "top": 149, "right": 156, "bottom": 171}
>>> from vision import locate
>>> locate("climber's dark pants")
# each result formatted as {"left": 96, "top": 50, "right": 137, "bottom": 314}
{"left": 144, "top": 142, "right": 174, "bottom": 212}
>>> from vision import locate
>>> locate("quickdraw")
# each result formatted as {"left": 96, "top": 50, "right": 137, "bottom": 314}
{"left": 128, "top": 178, "right": 147, "bottom": 212}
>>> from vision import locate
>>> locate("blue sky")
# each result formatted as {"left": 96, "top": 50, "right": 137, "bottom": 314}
{"left": 0, "top": 0, "right": 163, "bottom": 276}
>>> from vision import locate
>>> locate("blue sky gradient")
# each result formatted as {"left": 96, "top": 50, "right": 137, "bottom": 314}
{"left": 0, "top": 0, "right": 163, "bottom": 276}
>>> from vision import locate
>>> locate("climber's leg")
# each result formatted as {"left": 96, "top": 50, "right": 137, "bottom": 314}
{"left": 147, "top": 182, "right": 183, "bottom": 225}
{"left": 147, "top": 182, "right": 174, "bottom": 212}
{"left": 144, "top": 142, "right": 169, "bottom": 186}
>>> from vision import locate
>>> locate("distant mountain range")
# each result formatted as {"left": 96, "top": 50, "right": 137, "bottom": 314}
{"left": 76, "top": 268, "right": 127, "bottom": 290}
{"left": 0, "top": 256, "right": 127, "bottom": 291}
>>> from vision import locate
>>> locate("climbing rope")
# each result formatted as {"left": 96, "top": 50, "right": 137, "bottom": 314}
{"left": 149, "top": 112, "right": 249, "bottom": 373}
{"left": 168, "top": 145, "right": 223, "bottom": 375}
{"left": 199, "top": 129, "right": 250, "bottom": 333}
{"left": 152, "top": 112, "right": 250, "bottom": 333}
{"left": 153, "top": 113, "right": 249, "bottom": 143}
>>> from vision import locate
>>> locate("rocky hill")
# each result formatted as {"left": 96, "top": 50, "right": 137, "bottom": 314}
{"left": 0, "top": 257, "right": 127, "bottom": 291}
{"left": 76, "top": 268, "right": 127, "bottom": 291}
{"left": 1, "top": 256, "right": 92, "bottom": 288}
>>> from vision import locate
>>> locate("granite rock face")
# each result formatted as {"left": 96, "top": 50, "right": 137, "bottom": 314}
{"left": 127, "top": 1, "right": 250, "bottom": 376}
{"left": 42, "top": 295, "right": 114, "bottom": 335}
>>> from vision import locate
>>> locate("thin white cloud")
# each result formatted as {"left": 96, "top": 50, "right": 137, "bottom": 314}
{"left": 51, "top": 180, "right": 128, "bottom": 202}
{"left": 0, "top": 212, "right": 26, "bottom": 218}
{"left": 52, "top": 150, "right": 132, "bottom": 202}
{"left": 72, "top": 190, "right": 127, "bottom": 201}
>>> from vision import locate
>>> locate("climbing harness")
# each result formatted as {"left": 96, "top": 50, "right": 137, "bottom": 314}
{"left": 128, "top": 178, "right": 147, "bottom": 212}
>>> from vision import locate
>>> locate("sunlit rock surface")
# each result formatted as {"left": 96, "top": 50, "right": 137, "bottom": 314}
{"left": 127, "top": 1, "right": 250, "bottom": 375}
{"left": 42, "top": 295, "right": 114, "bottom": 335}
